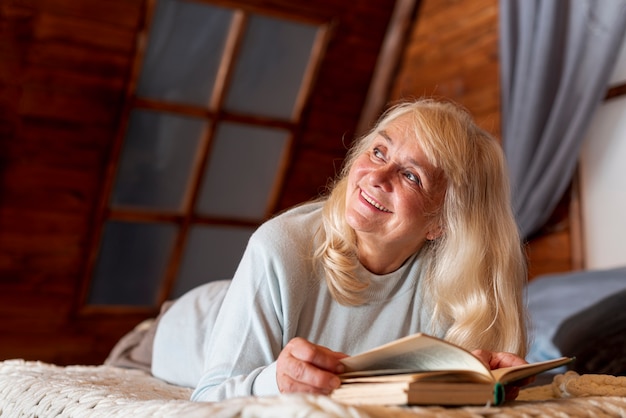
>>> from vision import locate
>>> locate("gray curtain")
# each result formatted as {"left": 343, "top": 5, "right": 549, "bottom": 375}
{"left": 499, "top": 0, "right": 626, "bottom": 240}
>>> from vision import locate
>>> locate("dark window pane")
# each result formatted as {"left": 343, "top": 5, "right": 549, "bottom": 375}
{"left": 171, "top": 225, "right": 255, "bottom": 298}
{"left": 89, "top": 221, "right": 177, "bottom": 306}
{"left": 136, "top": 0, "right": 233, "bottom": 106}
{"left": 196, "top": 122, "right": 289, "bottom": 220}
{"left": 112, "top": 109, "right": 207, "bottom": 211}
{"left": 224, "top": 15, "right": 318, "bottom": 119}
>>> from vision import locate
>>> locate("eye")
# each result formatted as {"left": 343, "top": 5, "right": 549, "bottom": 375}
{"left": 404, "top": 171, "right": 422, "bottom": 186}
{"left": 372, "top": 146, "right": 385, "bottom": 161}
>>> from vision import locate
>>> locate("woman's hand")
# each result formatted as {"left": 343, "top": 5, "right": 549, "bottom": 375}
{"left": 471, "top": 349, "right": 533, "bottom": 401}
{"left": 276, "top": 337, "right": 348, "bottom": 395}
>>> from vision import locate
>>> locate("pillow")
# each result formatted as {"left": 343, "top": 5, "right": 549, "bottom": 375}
{"left": 553, "top": 288, "right": 626, "bottom": 376}
{"left": 152, "top": 279, "right": 231, "bottom": 388}
{"left": 526, "top": 266, "right": 626, "bottom": 363}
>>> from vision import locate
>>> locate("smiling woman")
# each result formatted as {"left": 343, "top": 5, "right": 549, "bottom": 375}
{"left": 147, "top": 97, "right": 528, "bottom": 403}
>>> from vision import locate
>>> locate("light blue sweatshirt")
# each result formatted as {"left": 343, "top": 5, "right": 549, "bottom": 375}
{"left": 152, "top": 202, "right": 446, "bottom": 401}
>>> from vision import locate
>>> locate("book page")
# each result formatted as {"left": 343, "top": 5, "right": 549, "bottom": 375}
{"left": 340, "top": 333, "right": 492, "bottom": 380}
{"left": 491, "top": 356, "right": 573, "bottom": 383}
{"left": 341, "top": 370, "right": 493, "bottom": 384}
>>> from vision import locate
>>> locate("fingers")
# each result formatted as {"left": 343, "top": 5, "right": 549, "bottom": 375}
{"left": 277, "top": 363, "right": 340, "bottom": 395}
{"left": 289, "top": 337, "right": 347, "bottom": 373}
{"left": 471, "top": 349, "right": 528, "bottom": 369}
{"left": 471, "top": 349, "right": 532, "bottom": 401}
{"left": 276, "top": 337, "right": 347, "bottom": 395}
{"left": 504, "top": 385, "right": 520, "bottom": 401}
{"left": 488, "top": 352, "right": 527, "bottom": 369}
{"left": 471, "top": 349, "right": 492, "bottom": 367}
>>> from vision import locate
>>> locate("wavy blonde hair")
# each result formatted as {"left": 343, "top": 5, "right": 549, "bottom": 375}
{"left": 314, "top": 98, "right": 528, "bottom": 356}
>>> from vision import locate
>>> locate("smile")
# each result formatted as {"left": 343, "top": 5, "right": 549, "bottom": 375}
{"left": 360, "top": 190, "right": 392, "bottom": 213}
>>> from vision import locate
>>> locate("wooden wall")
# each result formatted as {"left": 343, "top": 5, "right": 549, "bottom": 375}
{"left": 390, "top": 0, "right": 577, "bottom": 279}
{"left": 0, "top": 0, "right": 147, "bottom": 364}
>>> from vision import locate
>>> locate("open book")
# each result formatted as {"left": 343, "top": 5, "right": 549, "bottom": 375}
{"left": 331, "top": 333, "right": 573, "bottom": 406}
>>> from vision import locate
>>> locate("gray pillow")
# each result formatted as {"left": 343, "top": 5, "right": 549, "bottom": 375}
{"left": 525, "top": 266, "right": 626, "bottom": 364}
{"left": 553, "top": 288, "right": 626, "bottom": 376}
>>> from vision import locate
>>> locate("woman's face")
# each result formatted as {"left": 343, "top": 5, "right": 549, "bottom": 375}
{"left": 345, "top": 114, "right": 446, "bottom": 262}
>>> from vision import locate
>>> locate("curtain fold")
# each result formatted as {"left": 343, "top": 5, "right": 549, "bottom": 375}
{"left": 499, "top": 0, "right": 626, "bottom": 240}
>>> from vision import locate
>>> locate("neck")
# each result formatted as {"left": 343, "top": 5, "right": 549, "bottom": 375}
{"left": 356, "top": 237, "right": 422, "bottom": 275}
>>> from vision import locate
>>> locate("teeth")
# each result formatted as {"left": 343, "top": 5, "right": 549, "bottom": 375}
{"left": 361, "top": 191, "right": 391, "bottom": 212}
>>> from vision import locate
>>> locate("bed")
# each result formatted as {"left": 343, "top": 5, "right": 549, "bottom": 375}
{"left": 1, "top": 267, "right": 626, "bottom": 417}
{"left": 2, "top": 359, "right": 626, "bottom": 417}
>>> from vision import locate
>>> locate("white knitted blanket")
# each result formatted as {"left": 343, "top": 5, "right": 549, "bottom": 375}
{"left": 2, "top": 360, "right": 626, "bottom": 417}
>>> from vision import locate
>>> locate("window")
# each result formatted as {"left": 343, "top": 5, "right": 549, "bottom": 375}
{"left": 578, "top": 33, "right": 626, "bottom": 270}
{"left": 83, "top": 0, "right": 328, "bottom": 308}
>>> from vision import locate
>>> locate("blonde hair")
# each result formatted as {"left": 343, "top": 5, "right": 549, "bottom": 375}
{"left": 314, "top": 98, "right": 528, "bottom": 356}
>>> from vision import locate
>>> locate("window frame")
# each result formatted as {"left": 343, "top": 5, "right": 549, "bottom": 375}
{"left": 78, "top": 0, "right": 334, "bottom": 313}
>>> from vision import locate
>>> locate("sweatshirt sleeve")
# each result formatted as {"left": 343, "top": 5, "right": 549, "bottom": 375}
{"left": 191, "top": 210, "right": 312, "bottom": 401}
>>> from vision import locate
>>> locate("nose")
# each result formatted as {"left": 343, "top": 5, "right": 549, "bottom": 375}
{"left": 368, "top": 164, "right": 394, "bottom": 192}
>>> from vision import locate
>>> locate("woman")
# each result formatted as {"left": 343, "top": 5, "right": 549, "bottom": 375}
{"left": 151, "top": 98, "right": 529, "bottom": 402}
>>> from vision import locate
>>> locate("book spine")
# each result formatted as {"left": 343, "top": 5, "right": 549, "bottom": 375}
{"left": 493, "top": 382, "right": 505, "bottom": 406}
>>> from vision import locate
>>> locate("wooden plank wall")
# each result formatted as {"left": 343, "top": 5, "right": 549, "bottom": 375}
{"left": 389, "top": 0, "right": 576, "bottom": 279}
{"left": 0, "top": 0, "right": 147, "bottom": 364}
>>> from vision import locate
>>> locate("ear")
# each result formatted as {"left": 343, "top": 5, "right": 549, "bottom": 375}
{"left": 426, "top": 224, "right": 443, "bottom": 241}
